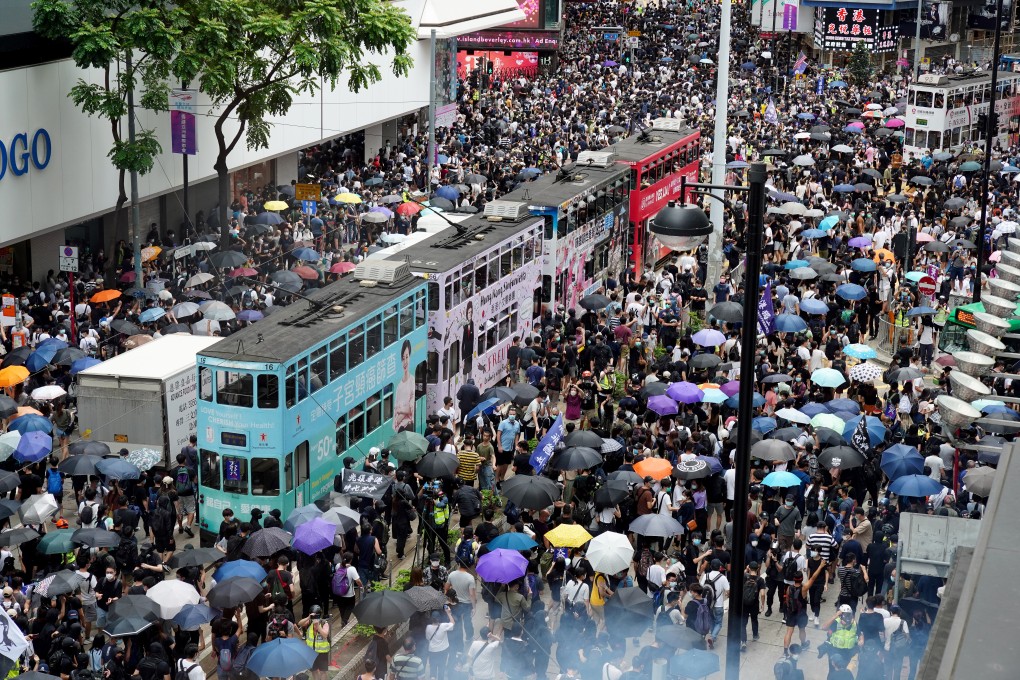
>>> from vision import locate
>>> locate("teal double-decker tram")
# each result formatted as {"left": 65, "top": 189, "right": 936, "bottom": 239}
{"left": 195, "top": 261, "right": 427, "bottom": 543}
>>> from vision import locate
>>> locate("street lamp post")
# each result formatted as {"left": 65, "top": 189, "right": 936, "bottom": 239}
{"left": 650, "top": 162, "right": 769, "bottom": 680}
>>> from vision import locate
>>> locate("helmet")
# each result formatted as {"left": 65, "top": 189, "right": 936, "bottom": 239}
{"left": 309, "top": 605, "right": 323, "bottom": 617}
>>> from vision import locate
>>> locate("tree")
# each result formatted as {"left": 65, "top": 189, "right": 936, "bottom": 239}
{"left": 847, "top": 40, "right": 872, "bottom": 88}
{"left": 171, "top": 0, "right": 417, "bottom": 246}
{"left": 32, "top": 0, "right": 178, "bottom": 259}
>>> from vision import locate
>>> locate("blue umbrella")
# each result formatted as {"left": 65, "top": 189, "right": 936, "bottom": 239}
{"left": 95, "top": 458, "right": 142, "bottom": 480}
{"left": 37, "top": 338, "right": 67, "bottom": 354}
{"left": 819, "top": 215, "right": 839, "bottom": 230}
{"left": 762, "top": 470, "right": 803, "bottom": 488}
{"left": 836, "top": 283, "right": 867, "bottom": 301}
{"left": 889, "top": 474, "right": 943, "bottom": 498}
{"left": 881, "top": 444, "right": 923, "bottom": 479}
{"left": 800, "top": 298, "right": 829, "bottom": 315}
{"left": 726, "top": 160, "right": 750, "bottom": 169}
{"left": 842, "top": 415, "right": 887, "bottom": 447}
{"left": 774, "top": 314, "right": 808, "bottom": 333}
{"left": 9, "top": 415, "right": 52, "bottom": 434}
{"left": 13, "top": 431, "right": 51, "bottom": 463}
{"left": 907, "top": 306, "right": 937, "bottom": 317}
{"left": 827, "top": 398, "right": 860, "bottom": 414}
{"left": 292, "top": 247, "right": 320, "bottom": 262}
{"left": 843, "top": 344, "right": 877, "bottom": 359}
{"left": 213, "top": 560, "right": 267, "bottom": 583}
{"left": 139, "top": 308, "right": 165, "bottom": 323}
{"left": 435, "top": 185, "right": 460, "bottom": 202}
{"left": 436, "top": 154, "right": 449, "bottom": 164}
{"left": 696, "top": 456, "right": 724, "bottom": 474}
{"left": 979, "top": 403, "right": 1014, "bottom": 415}
{"left": 172, "top": 603, "right": 221, "bottom": 631}
{"left": 488, "top": 533, "right": 539, "bottom": 550}
{"left": 828, "top": 80, "right": 848, "bottom": 88}
{"left": 70, "top": 358, "right": 102, "bottom": 375}
{"left": 851, "top": 258, "right": 878, "bottom": 272}
{"left": 796, "top": 112, "right": 816, "bottom": 120}
{"left": 284, "top": 503, "right": 323, "bottom": 534}
{"left": 237, "top": 310, "right": 263, "bottom": 322}
{"left": 466, "top": 398, "right": 501, "bottom": 420}
{"left": 801, "top": 229, "right": 827, "bottom": 239}
{"left": 246, "top": 638, "right": 318, "bottom": 678}
{"left": 741, "top": 61, "right": 756, "bottom": 71}
{"left": 25, "top": 352, "right": 53, "bottom": 373}
{"left": 770, "top": 191, "right": 799, "bottom": 202}
{"left": 724, "top": 392, "right": 766, "bottom": 409}
{"left": 834, "top": 184, "right": 857, "bottom": 193}
{"left": 752, "top": 417, "right": 778, "bottom": 434}
{"left": 798, "top": 403, "right": 830, "bottom": 418}
{"left": 844, "top": 125, "right": 863, "bottom": 133}
{"left": 811, "top": 368, "right": 846, "bottom": 388}
{"left": 784, "top": 259, "right": 809, "bottom": 269}
{"left": 660, "top": 57, "right": 674, "bottom": 63}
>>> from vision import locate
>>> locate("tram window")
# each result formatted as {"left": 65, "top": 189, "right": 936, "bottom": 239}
{"left": 199, "top": 367, "right": 213, "bottom": 401}
{"left": 585, "top": 255, "right": 596, "bottom": 282}
{"left": 296, "top": 441, "right": 309, "bottom": 485}
{"left": 366, "top": 323, "right": 381, "bottom": 359}
{"left": 450, "top": 276, "right": 461, "bottom": 307}
{"left": 541, "top": 275, "right": 552, "bottom": 302}
{"left": 513, "top": 244, "right": 523, "bottom": 269}
{"left": 543, "top": 214, "right": 554, "bottom": 240}
{"left": 487, "top": 252, "right": 500, "bottom": 284}
{"left": 216, "top": 371, "right": 252, "bottom": 408}
{"left": 222, "top": 455, "right": 247, "bottom": 494}
{"left": 934, "top": 93, "right": 945, "bottom": 108}
{"left": 524, "top": 238, "right": 535, "bottom": 263}
{"left": 367, "top": 395, "right": 382, "bottom": 432}
{"left": 485, "top": 321, "right": 497, "bottom": 353}
{"left": 257, "top": 375, "right": 279, "bottom": 409}
{"left": 200, "top": 449, "right": 220, "bottom": 490}
{"left": 427, "top": 350, "right": 438, "bottom": 384}
{"left": 509, "top": 307, "right": 519, "bottom": 340}
{"left": 498, "top": 313, "right": 510, "bottom": 341}
{"left": 285, "top": 453, "right": 294, "bottom": 492}
{"left": 501, "top": 245, "right": 512, "bottom": 276}
{"left": 383, "top": 387, "right": 394, "bottom": 421}
{"left": 446, "top": 340, "right": 460, "bottom": 380}
{"left": 415, "top": 291, "right": 427, "bottom": 328}
{"left": 475, "top": 261, "right": 488, "bottom": 291}
{"left": 384, "top": 310, "right": 399, "bottom": 348}
{"left": 250, "top": 458, "right": 280, "bottom": 496}
{"left": 461, "top": 267, "right": 473, "bottom": 299}
{"left": 285, "top": 365, "right": 297, "bottom": 408}
{"left": 630, "top": 170, "right": 638, "bottom": 191}
{"left": 915, "top": 91, "right": 933, "bottom": 107}
{"left": 311, "top": 348, "right": 327, "bottom": 392}
{"left": 296, "top": 357, "right": 309, "bottom": 402}
{"left": 348, "top": 407, "right": 365, "bottom": 445}
{"left": 349, "top": 329, "right": 364, "bottom": 370}
{"left": 330, "top": 340, "right": 346, "bottom": 380}
{"left": 335, "top": 416, "right": 347, "bottom": 456}
{"left": 427, "top": 281, "right": 440, "bottom": 312}
{"left": 399, "top": 300, "right": 414, "bottom": 337}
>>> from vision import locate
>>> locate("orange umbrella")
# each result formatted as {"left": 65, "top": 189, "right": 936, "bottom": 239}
{"left": 141, "top": 246, "right": 162, "bottom": 262}
{"left": 698, "top": 383, "right": 721, "bottom": 391}
{"left": 0, "top": 367, "right": 29, "bottom": 388}
{"left": 91, "top": 289, "right": 121, "bottom": 304}
{"left": 11, "top": 406, "right": 42, "bottom": 420}
{"left": 396, "top": 202, "right": 423, "bottom": 217}
{"left": 872, "top": 248, "right": 896, "bottom": 264}
{"left": 632, "top": 457, "right": 674, "bottom": 480}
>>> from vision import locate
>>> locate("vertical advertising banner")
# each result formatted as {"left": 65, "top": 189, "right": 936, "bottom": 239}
{"left": 169, "top": 89, "right": 198, "bottom": 155}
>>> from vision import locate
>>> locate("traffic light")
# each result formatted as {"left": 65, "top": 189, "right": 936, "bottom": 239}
{"left": 991, "top": 111, "right": 1000, "bottom": 132}
{"left": 977, "top": 113, "right": 988, "bottom": 133}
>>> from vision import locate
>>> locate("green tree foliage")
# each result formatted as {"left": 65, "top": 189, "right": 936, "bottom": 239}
{"left": 848, "top": 41, "right": 872, "bottom": 88}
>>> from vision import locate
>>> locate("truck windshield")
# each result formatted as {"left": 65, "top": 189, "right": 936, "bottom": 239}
{"left": 200, "top": 449, "right": 220, "bottom": 490}
{"left": 251, "top": 458, "right": 280, "bottom": 496}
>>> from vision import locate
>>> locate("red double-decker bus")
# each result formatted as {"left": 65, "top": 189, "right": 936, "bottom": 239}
{"left": 602, "top": 119, "right": 702, "bottom": 273}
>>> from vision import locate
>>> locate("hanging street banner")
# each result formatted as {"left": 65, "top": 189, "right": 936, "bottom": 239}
{"left": 169, "top": 89, "right": 198, "bottom": 156}
{"left": 758, "top": 281, "right": 776, "bottom": 335}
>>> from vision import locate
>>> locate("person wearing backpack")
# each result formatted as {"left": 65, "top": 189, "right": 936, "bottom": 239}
{"left": 150, "top": 494, "right": 177, "bottom": 561}
{"left": 270, "top": 555, "right": 296, "bottom": 613}
{"left": 212, "top": 618, "right": 242, "bottom": 680}
{"left": 740, "top": 561, "right": 766, "bottom": 651}
{"left": 172, "top": 453, "right": 196, "bottom": 538}
{"left": 772, "top": 643, "right": 805, "bottom": 680}
{"left": 683, "top": 583, "right": 714, "bottom": 645}
{"left": 836, "top": 553, "right": 868, "bottom": 613}
{"left": 332, "top": 552, "right": 362, "bottom": 627}
{"left": 46, "top": 456, "right": 65, "bottom": 506}
{"left": 174, "top": 644, "right": 203, "bottom": 680}
{"left": 782, "top": 559, "right": 827, "bottom": 657}
{"left": 136, "top": 642, "right": 171, "bottom": 680}
{"left": 78, "top": 488, "right": 101, "bottom": 529}
{"left": 699, "top": 559, "right": 729, "bottom": 650}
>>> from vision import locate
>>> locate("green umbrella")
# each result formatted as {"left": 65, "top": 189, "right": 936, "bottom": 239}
{"left": 960, "top": 161, "right": 982, "bottom": 172}
{"left": 387, "top": 431, "right": 429, "bottom": 462}
{"left": 904, "top": 271, "right": 926, "bottom": 282}
{"left": 810, "top": 413, "right": 847, "bottom": 433}
{"left": 39, "top": 529, "right": 76, "bottom": 555}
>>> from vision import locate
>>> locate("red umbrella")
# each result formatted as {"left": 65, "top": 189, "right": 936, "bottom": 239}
{"left": 119, "top": 271, "right": 136, "bottom": 283}
{"left": 330, "top": 262, "right": 356, "bottom": 274}
{"left": 934, "top": 355, "right": 956, "bottom": 367}
{"left": 395, "top": 202, "right": 423, "bottom": 217}
{"left": 291, "top": 266, "right": 319, "bottom": 280}
{"left": 229, "top": 267, "right": 258, "bottom": 278}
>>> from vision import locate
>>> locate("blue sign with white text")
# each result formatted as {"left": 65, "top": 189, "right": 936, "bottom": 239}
{"left": 302, "top": 200, "right": 317, "bottom": 215}
{"left": 529, "top": 415, "right": 564, "bottom": 475}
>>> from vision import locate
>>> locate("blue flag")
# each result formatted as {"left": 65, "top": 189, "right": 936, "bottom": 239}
{"left": 758, "top": 280, "right": 775, "bottom": 335}
{"left": 529, "top": 415, "right": 565, "bottom": 475}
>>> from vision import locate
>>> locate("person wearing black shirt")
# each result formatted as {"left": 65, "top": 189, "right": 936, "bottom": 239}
{"left": 135, "top": 642, "right": 171, "bottom": 680}
{"left": 475, "top": 510, "right": 499, "bottom": 545}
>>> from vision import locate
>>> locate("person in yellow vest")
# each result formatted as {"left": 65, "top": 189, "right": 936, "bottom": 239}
{"left": 299, "top": 605, "right": 331, "bottom": 680}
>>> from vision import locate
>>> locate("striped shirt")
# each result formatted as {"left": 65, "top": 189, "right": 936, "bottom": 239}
{"left": 457, "top": 448, "right": 481, "bottom": 481}
{"left": 806, "top": 531, "right": 838, "bottom": 562}
{"left": 391, "top": 652, "right": 426, "bottom": 679}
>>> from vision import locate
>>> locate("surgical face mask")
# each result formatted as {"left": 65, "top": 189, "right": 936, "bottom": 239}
{"left": 750, "top": 539, "right": 758, "bottom": 547}
{"left": 106, "top": 573, "right": 116, "bottom": 581}
{"left": 693, "top": 539, "right": 702, "bottom": 546}
{"left": 430, "top": 560, "right": 440, "bottom": 568}
{"left": 508, "top": 415, "right": 516, "bottom": 422}
{"left": 791, "top": 654, "right": 799, "bottom": 661}
{"left": 809, "top": 551, "right": 819, "bottom": 558}
{"left": 786, "top": 500, "right": 794, "bottom": 507}
{"left": 772, "top": 542, "right": 780, "bottom": 550}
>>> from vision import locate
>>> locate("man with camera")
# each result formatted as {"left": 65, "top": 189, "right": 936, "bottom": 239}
{"left": 298, "top": 605, "right": 331, "bottom": 680}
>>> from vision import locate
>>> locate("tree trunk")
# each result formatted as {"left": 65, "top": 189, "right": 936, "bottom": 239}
{"left": 214, "top": 155, "right": 231, "bottom": 250}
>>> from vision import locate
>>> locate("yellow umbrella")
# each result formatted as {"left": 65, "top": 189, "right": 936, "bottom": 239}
{"left": 334, "top": 193, "right": 362, "bottom": 205}
{"left": 545, "top": 523, "right": 593, "bottom": 548}
{"left": 141, "top": 246, "right": 161, "bottom": 262}
{"left": 0, "top": 367, "right": 29, "bottom": 388}
{"left": 264, "top": 200, "right": 289, "bottom": 211}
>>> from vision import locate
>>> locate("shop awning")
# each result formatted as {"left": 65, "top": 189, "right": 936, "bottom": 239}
{"left": 410, "top": 0, "right": 526, "bottom": 39}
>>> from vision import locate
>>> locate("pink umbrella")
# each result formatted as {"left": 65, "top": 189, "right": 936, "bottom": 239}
{"left": 229, "top": 267, "right": 258, "bottom": 278}
{"left": 885, "top": 118, "right": 905, "bottom": 128}
{"left": 330, "top": 262, "right": 356, "bottom": 274}
{"left": 847, "top": 121, "right": 866, "bottom": 129}
{"left": 990, "top": 251, "right": 1002, "bottom": 262}
{"left": 916, "top": 233, "right": 935, "bottom": 244}
{"left": 119, "top": 271, "right": 136, "bottom": 283}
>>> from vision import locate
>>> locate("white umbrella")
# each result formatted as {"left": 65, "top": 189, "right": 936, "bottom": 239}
{"left": 192, "top": 242, "right": 217, "bottom": 252}
{"left": 0, "top": 432, "right": 20, "bottom": 461}
{"left": 804, "top": 208, "right": 825, "bottom": 218}
{"left": 172, "top": 302, "right": 201, "bottom": 318}
{"left": 866, "top": 103, "right": 883, "bottom": 110}
{"left": 202, "top": 302, "right": 236, "bottom": 321}
{"left": 146, "top": 579, "right": 201, "bottom": 618}
{"left": 998, "top": 221, "right": 1018, "bottom": 234}
{"left": 186, "top": 273, "right": 215, "bottom": 287}
{"left": 19, "top": 493, "right": 59, "bottom": 524}
{"left": 775, "top": 407, "right": 812, "bottom": 425}
{"left": 794, "top": 132, "right": 811, "bottom": 140}
{"left": 849, "top": 362, "right": 884, "bottom": 383}
{"left": 831, "top": 144, "right": 854, "bottom": 153}
{"left": 782, "top": 202, "right": 808, "bottom": 216}
{"left": 31, "top": 385, "right": 67, "bottom": 401}
{"left": 586, "top": 531, "right": 633, "bottom": 574}
{"left": 793, "top": 154, "right": 815, "bottom": 166}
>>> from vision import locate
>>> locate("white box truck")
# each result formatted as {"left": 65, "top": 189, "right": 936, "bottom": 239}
{"left": 76, "top": 335, "right": 221, "bottom": 465}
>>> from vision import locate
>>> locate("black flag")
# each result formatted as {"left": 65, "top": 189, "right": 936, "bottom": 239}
{"left": 850, "top": 416, "right": 871, "bottom": 455}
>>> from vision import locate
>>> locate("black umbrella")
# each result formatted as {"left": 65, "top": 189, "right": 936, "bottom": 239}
{"left": 950, "top": 238, "right": 977, "bottom": 250}
{"left": 0, "top": 499, "right": 19, "bottom": 521}
{"left": 549, "top": 446, "right": 602, "bottom": 471}
{"left": 762, "top": 373, "right": 794, "bottom": 384}
{"left": 629, "top": 513, "right": 685, "bottom": 538}
{"left": 751, "top": 439, "right": 796, "bottom": 462}
{"left": 110, "top": 320, "right": 140, "bottom": 336}
{"left": 405, "top": 585, "right": 449, "bottom": 612}
{"left": 68, "top": 441, "right": 111, "bottom": 457}
{"left": 161, "top": 323, "right": 192, "bottom": 335}
{"left": 242, "top": 527, "right": 293, "bottom": 558}
{"left": 890, "top": 367, "right": 924, "bottom": 382}
{"left": 37, "top": 570, "right": 84, "bottom": 597}
{"left": 429, "top": 197, "right": 455, "bottom": 211}
{"left": 821, "top": 273, "right": 847, "bottom": 283}
{"left": 353, "top": 590, "right": 418, "bottom": 627}
{"left": 579, "top": 293, "right": 610, "bottom": 311}
{"left": 207, "top": 577, "right": 265, "bottom": 608}
{"left": 58, "top": 455, "right": 104, "bottom": 476}
{"left": 639, "top": 382, "right": 669, "bottom": 397}
{"left": 950, "top": 216, "right": 972, "bottom": 227}
{"left": 608, "top": 469, "right": 643, "bottom": 484}
{"left": 208, "top": 250, "right": 248, "bottom": 269}
{"left": 563, "top": 430, "right": 604, "bottom": 449}
{"left": 0, "top": 472, "right": 19, "bottom": 495}
{"left": 595, "top": 480, "right": 631, "bottom": 505}
{"left": 0, "top": 527, "right": 40, "bottom": 546}
{"left": 71, "top": 527, "right": 122, "bottom": 548}
{"left": 0, "top": 396, "right": 15, "bottom": 419}
{"left": 761, "top": 148, "right": 788, "bottom": 157}
{"left": 269, "top": 270, "right": 303, "bottom": 293}
{"left": 708, "top": 301, "right": 743, "bottom": 323}
{"left": 18, "top": 672, "right": 61, "bottom": 680}
{"left": 672, "top": 458, "right": 713, "bottom": 480}
{"left": 415, "top": 451, "right": 459, "bottom": 479}
{"left": 167, "top": 546, "right": 226, "bottom": 569}
{"left": 608, "top": 586, "right": 655, "bottom": 617}
{"left": 818, "top": 446, "right": 866, "bottom": 469}
{"left": 815, "top": 427, "right": 844, "bottom": 447}
{"left": 0, "top": 348, "right": 32, "bottom": 369}
{"left": 53, "top": 348, "right": 86, "bottom": 366}
{"left": 510, "top": 383, "right": 539, "bottom": 405}
{"left": 656, "top": 624, "right": 704, "bottom": 649}
{"left": 481, "top": 386, "right": 516, "bottom": 403}
{"left": 465, "top": 174, "right": 487, "bottom": 185}
{"left": 501, "top": 475, "right": 560, "bottom": 510}
{"left": 105, "top": 594, "right": 160, "bottom": 636}
{"left": 770, "top": 426, "right": 804, "bottom": 442}
{"left": 923, "top": 241, "right": 951, "bottom": 253}
{"left": 690, "top": 354, "right": 722, "bottom": 370}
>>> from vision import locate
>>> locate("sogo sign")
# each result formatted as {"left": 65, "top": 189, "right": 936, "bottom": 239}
{"left": 0, "top": 130, "right": 52, "bottom": 182}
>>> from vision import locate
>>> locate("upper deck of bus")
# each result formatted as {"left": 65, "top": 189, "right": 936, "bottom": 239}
{"left": 605, "top": 118, "right": 700, "bottom": 165}
{"left": 199, "top": 263, "right": 426, "bottom": 365}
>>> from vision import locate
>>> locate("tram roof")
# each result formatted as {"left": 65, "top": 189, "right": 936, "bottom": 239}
{"left": 498, "top": 162, "right": 628, "bottom": 209}
{"left": 608, "top": 124, "right": 699, "bottom": 163}
{"left": 912, "top": 69, "right": 1020, "bottom": 90}
{"left": 200, "top": 270, "right": 424, "bottom": 364}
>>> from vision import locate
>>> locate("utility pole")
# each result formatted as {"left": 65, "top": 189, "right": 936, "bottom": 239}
{"left": 705, "top": 0, "right": 732, "bottom": 304}
{"left": 427, "top": 29, "right": 437, "bottom": 194}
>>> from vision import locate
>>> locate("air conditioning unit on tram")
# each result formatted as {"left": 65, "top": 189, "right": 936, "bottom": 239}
{"left": 651, "top": 117, "right": 685, "bottom": 132}
{"left": 575, "top": 150, "right": 616, "bottom": 168}
{"left": 353, "top": 260, "right": 412, "bottom": 285}
{"left": 483, "top": 200, "right": 528, "bottom": 220}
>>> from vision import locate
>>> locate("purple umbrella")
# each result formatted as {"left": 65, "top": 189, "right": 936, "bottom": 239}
{"left": 666, "top": 382, "right": 704, "bottom": 404}
{"left": 720, "top": 381, "right": 741, "bottom": 397}
{"left": 848, "top": 236, "right": 873, "bottom": 248}
{"left": 602, "top": 60, "right": 618, "bottom": 67}
{"left": 476, "top": 548, "right": 528, "bottom": 584}
{"left": 647, "top": 395, "right": 679, "bottom": 416}
{"left": 369, "top": 206, "right": 394, "bottom": 217}
{"left": 237, "top": 310, "right": 264, "bottom": 322}
{"left": 292, "top": 518, "right": 337, "bottom": 555}
{"left": 691, "top": 329, "right": 725, "bottom": 347}
{"left": 696, "top": 456, "right": 724, "bottom": 474}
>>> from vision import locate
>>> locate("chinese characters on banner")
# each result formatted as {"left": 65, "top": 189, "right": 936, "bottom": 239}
{"left": 813, "top": 7, "right": 898, "bottom": 53}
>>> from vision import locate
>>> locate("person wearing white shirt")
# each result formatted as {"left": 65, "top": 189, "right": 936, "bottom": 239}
{"left": 425, "top": 606, "right": 456, "bottom": 674}
{"left": 647, "top": 552, "right": 667, "bottom": 591}
{"left": 924, "top": 453, "right": 946, "bottom": 481}
{"left": 884, "top": 606, "right": 910, "bottom": 665}
{"left": 465, "top": 628, "right": 501, "bottom": 680}
{"left": 175, "top": 645, "right": 204, "bottom": 680}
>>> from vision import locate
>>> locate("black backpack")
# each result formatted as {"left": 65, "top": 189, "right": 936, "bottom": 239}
{"left": 174, "top": 663, "right": 198, "bottom": 680}
{"left": 781, "top": 554, "right": 800, "bottom": 582}
{"left": 742, "top": 577, "right": 760, "bottom": 609}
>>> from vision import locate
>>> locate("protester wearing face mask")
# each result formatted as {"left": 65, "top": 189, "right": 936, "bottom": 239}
{"left": 96, "top": 568, "right": 122, "bottom": 611}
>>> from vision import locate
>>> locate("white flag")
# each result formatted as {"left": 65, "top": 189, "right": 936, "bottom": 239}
{"left": 0, "top": 607, "right": 28, "bottom": 661}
